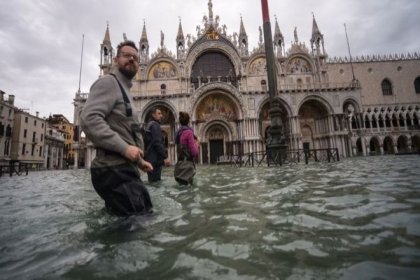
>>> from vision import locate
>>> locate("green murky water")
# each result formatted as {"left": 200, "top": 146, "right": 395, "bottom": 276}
{"left": 1, "top": 155, "right": 420, "bottom": 279}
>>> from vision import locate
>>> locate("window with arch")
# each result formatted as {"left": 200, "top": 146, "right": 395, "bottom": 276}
{"left": 297, "top": 78, "right": 303, "bottom": 88}
{"left": 381, "top": 79, "right": 393, "bottom": 95}
{"left": 364, "top": 115, "right": 371, "bottom": 128}
{"left": 160, "top": 84, "right": 166, "bottom": 94}
{"left": 261, "top": 80, "right": 267, "bottom": 91}
{"left": 191, "top": 51, "right": 236, "bottom": 88}
{"left": 6, "top": 125, "right": 12, "bottom": 137}
{"left": 414, "top": 76, "right": 420, "bottom": 93}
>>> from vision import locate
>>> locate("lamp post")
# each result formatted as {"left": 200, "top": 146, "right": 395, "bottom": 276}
{"left": 261, "top": 0, "right": 287, "bottom": 163}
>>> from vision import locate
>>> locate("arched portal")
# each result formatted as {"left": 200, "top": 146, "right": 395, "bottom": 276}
{"left": 206, "top": 124, "right": 230, "bottom": 164}
{"left": 301, "top": 125, "right": 314, "bottom": 150}
{"left": 356, "top": 138, "right": 363, "bottom": 155}
{"left": 298, "top": 99, "right": 330, "bottom": 150}
{"left": 397, "top": 135, "right": 409, "bottom": 153}
{"left": 412, "top": 135, "right": 420, "bottom": 153}
{"left": 369, "top": 137, "right": 381, "bottom": 155}
{"left": 383, "top": 136, "right": 394, "bottom": 154}
{"left": 194, "top": 92, "right": 240, "bottom": 164}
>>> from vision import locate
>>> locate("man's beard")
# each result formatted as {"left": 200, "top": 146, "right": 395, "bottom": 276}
{"left": 119, "top": 63, "right": 138, "bottom": 79}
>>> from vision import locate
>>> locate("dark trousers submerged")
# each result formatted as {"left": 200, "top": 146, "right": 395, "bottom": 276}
{"left": 147, "top": 164, "right": 162, "bottom": 182}
{"left": 91, "top": 163, "right": 153, "bottom": 216}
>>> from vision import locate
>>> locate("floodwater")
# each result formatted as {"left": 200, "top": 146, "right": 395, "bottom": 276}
{"left": 1, "top": 155, "right": 420, "bottom": 280}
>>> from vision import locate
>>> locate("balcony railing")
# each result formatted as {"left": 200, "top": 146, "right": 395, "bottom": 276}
{"left": 245, "top": 81, "right": 360, "bottom": 93}
{"left": 136, "top": 80, "right": 360, "bottom": 98}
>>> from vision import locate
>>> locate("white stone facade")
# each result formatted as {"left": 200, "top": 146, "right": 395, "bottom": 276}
{"left": 76, "top": 1, "right": 420, "bottom": 166}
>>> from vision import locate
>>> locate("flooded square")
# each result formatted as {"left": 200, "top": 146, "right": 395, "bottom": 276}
{"left": 1, "top": 155, "right": 420, "bottom": 279}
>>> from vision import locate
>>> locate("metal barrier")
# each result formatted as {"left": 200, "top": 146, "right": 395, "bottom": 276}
{"left": 0, "top": 161, "right": 29, "bottom": 177}
{"left": 217, "top": 148, "right": 340, "bottom": 167}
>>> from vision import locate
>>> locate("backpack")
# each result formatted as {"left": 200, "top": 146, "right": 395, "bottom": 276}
{"left": 140, "top": 125, "right": 151, "bottom": 153}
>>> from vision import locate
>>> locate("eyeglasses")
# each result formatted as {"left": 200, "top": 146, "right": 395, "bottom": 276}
{"left": 119, "top": 52, "right": 139, "bottom": 62}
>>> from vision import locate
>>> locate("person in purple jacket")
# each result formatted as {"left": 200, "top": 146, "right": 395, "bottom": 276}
{"left": 174, "top": 112, "right": 200, "bottom": 184}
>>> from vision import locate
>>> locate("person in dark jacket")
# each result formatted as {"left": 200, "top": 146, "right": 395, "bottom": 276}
{"left": 144, "top": 107, "right": 170, "bottom": 182}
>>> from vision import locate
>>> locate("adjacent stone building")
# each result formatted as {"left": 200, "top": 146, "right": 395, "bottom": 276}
{"left": 11, "top": 110, "right": 46, "bottom": 169}
{"left": 0, "top": 91, "right": 15, "bottom": 166}
{"left": 47, "top": 114, "right": 76, "bottom": 166}
{"left": 44, "top": 126, "right": 65, "bottom": 169}
{"left": 1, "top": 91, "right": 70, "bottom": 170}
{"left": 75, "top": 0, "right": 420, "bottom": 167}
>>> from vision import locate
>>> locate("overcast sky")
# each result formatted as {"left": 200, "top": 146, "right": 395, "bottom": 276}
{"left": 1, "top": 0, "right": 419, "bottom": 122}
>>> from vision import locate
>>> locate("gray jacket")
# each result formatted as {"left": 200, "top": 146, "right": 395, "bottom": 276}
{"left": 80, "top": 69, "right": 143, "bottom": 167}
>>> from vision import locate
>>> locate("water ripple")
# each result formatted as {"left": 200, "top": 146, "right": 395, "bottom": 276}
{"left": 1, "top": 155, "right": 420, "bottom": 279}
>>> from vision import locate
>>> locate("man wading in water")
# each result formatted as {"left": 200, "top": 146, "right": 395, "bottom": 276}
{"left": 81, "top": 40, "right": 154, "bottom": 216}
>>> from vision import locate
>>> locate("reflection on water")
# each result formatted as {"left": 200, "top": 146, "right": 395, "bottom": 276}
{"left": 1, "top": 155, "right": 420, "bottom": 279}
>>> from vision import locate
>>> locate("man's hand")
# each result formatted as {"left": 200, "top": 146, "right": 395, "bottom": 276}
{"left": 124, "top": 145, "right": 144, "bottom": 162}
{"left": 139, "top": 159, "right": 153, "bottom": 172}
{"left": 163, "top": 159, "right": 171, "bottom": 167}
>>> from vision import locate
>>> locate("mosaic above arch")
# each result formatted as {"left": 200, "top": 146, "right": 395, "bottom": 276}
{"left": 248, "top": 57, "right": 267, "bottom": 75}
{"left": 286, "top": 57, "right": 312, "bottom": 74}
{"left": 148, "top": 61, "right": 177, "bottom": 79}
{"left": 196, "top": 93, "right": 238, "bottom": 123}
{"left": 188, "top": 82, "right": 247, "bottom": 118}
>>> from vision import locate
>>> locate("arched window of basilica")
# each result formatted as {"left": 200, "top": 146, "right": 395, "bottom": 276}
{"left": 160, "top": 84, "right": 166, "bottom": 94}
{"left": 191, "top": 51, "right": 236, "bottom": 89}
{"left": 414, "top": 76, "right": 420, "bottom": 93}
{"left": 261, "top": 80, "right": 267, "bottom": 91}
{"left": 297, "top": 78, "right": 303, "bottom": 88}
{"left": 381, "top": 79, "right": 393, "bottom": 95}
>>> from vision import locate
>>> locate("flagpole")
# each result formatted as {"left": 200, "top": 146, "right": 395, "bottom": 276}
{"left": 344, "top": 24, "right": 356, "bottom": 81}
{"left": 261, "top": 0, "right": 287, "bottom": 164}
{"left": 78, "top": 35, "right": 84, "bottom": 92}
{"left": 74, "top": 34, "right": 84, "bottom": 169}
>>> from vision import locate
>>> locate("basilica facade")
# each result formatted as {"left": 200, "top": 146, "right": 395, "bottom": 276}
{"left": 75, "top": 0, "right": 420, "bottom": 167}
